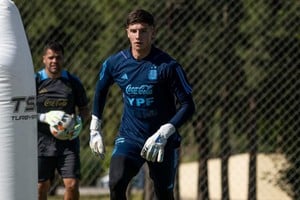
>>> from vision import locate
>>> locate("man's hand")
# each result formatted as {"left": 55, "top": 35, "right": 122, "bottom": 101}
{"left": 89, "top": 115, "right": 105, "bottom": 159}
{"left": 38, "top": 110, "right": 65, "bottom": 126}
{"left": 141, "top": 123, "right": 176, "bottom": 162}
{"left": 69, "top": 115, "right": 83, "bottom": 140}
{"left": 90, "top": 130, "right": 105, "bottom": 159}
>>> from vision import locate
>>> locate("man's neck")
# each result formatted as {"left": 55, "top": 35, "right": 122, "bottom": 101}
{"left": 132, "top": 48, "right": 151, "bottom": 60}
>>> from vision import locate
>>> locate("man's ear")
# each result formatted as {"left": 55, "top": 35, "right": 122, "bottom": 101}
{"left": 126, "top": 28, "right": 130, "bottom": 39}
{"left": 42, "top": 56, "right": 46, "bottom": 65}
{"left": 151, "top": 28, "right": 156, "bottom": 40}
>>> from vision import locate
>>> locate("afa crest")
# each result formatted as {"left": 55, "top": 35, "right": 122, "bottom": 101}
{"left": 148, "top": 65, "right": 157, "bottom": 80}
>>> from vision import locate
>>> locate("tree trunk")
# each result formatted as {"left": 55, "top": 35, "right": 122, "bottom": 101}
{"left": 194, "top": 115, "right": 209, "bottom": 200}
{"left": 248, "top": 94, "right": 257, "bottom": 200}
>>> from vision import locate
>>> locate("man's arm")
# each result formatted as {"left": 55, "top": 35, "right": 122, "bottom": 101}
{"left": 168, "top": 64, "right": 195, "bottom": 128}
{"left": 141, "top": 63, "right": 195, "bottom": 162}
{"left": 78, "top": 105, "right": 90, "bottom": 123}
{"left": 169, "top": 95, "right": 195, "bottom": 128}
{"left": 90, "top": 60, "right": 113, "bottom": 158}
{"left": 91, "top": 60, "right": 113, "bottom": 118}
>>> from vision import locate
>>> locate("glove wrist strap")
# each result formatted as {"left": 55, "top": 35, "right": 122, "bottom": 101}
{"left": 160, "top": 123, "right": 176, "bottom": 139}
{"left": 38, "top": 113, "right": 46, "bottom": 122}
{"left": 90, "top": 115, "right": 102, "bottom": 133}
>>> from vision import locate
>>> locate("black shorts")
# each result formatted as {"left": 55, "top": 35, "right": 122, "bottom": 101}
{"left": 110, "top": 136, "right": 180, "bottom": 190}
{"left": 38, "top": 153, "right": 81, "bottom": 182}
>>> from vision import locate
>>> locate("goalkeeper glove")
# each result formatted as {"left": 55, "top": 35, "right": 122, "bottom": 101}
{"left": 89, "top": 115, "right": 105, "bottom": 159}
{"left": 38, "top": 110, "right": 65, "bottom": 126}
{"left": 141, "top": 123, "right": 176, "bottom": 162}
{"left": 69, "top": 115, "right": 83, "bottom": 140}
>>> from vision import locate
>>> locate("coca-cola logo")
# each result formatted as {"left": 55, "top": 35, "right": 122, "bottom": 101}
{"left": 125, "top": 84, "right": 153, "bottom": 95}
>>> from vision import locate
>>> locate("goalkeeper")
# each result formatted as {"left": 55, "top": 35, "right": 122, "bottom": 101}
{"left": 89, "top": 9, "right": 195, "bottom": 200}
{"left": 36, "top": 41, "right": 89, "bottom": 200}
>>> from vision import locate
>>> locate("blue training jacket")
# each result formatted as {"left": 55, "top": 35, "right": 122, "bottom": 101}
{"left": 92, "top": 46, "right": 195, "bottom": 145}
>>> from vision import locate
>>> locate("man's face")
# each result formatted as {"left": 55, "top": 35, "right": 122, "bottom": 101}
{"left": 43, "top": 49, "right": 63, "bottom": 77}
{"left": 126, "top": 22, "right": 155, "bottom": 52}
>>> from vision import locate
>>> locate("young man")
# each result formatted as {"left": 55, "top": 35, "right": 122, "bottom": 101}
{"left": 36, "top": 41, "right": 89, "bottom": 200}
{"left": 89, "top": 9, "right": 195, "bottom": 200}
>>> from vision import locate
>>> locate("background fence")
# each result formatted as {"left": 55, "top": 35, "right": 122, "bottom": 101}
{"left": 14, "top": 0, "right": 300, "bottom": 199}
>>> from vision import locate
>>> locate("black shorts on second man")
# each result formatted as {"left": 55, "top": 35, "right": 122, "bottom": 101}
{"left": 38, "top": 153, "right": 81, "bottom": 182}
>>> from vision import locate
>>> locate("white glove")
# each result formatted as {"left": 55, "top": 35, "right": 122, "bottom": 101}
{"left": 38, "top": 110, "right": 65, "bottom": 126}
{"left": 141, "top": 123, "right": 176, "bottom": 162}
{"left": 89, "top": 115, "right": 105, "bottom": 159}
{"left": 69, "top": 116, "right": 83, "bottom": 140}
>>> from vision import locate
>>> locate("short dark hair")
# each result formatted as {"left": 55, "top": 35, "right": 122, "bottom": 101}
{"left": 126, "top": 9, "right": 154, "bottom": 27}
{"left": 43, "top": 41, "right": 64, "bottom": 55}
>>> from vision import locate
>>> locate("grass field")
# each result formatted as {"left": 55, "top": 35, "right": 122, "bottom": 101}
{"left": 48, "top": 193, "right": 143, "bottom": 200}
{"left": 49, "top": 195, "right": 109, "bottom": 200}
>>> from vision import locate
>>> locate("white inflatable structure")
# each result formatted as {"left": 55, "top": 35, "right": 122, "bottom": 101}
{"left": 0, "top": 0, "right": 37, "bottom": 199}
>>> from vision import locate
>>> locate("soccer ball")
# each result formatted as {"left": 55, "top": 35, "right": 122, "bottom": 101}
{"left": 49, "top": 113, "right": 75, "bottom": 140}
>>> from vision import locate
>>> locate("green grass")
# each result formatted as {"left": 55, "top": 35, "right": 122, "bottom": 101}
{"left": 48, "top": 193, "right": 143, "bottom": 200}
{"left": 49, "top": 195, "right": 110, "bottom": 200}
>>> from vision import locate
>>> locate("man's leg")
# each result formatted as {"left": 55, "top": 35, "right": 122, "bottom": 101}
{"left": 148, "top": 147, "right": 180, "bottom": 200}
{"left": 38, "top": 180, "right": 50, "bottom": 200}
{"left": 38, "top": 156, "right": 56, "bottom": 200}
{"left": 63, "top": 178, "right": 79, "bottom": 200}
{"left": 58, "top": 153, "right": 81, "bottom": 200}
{"left": 109, "top": 155, "right": 142, "bottom": 200}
